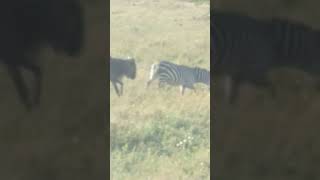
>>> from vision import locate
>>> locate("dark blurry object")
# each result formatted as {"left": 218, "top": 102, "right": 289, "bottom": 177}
{"left": 212, "top": 11, "right": 274, "bottom": 104}
{"left": 212, "top": 11, "right": 320, "bottom": 104}
{"left": 0, "top": 0, "right": 84, "bottom": 110}
{"left": 212, "top": 10, "right": 320, "bottom": 180}
{"left": 0, "top": 0, "right": 108, "bottom": 179}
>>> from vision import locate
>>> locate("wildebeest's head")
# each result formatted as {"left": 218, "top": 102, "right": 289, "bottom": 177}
{"left": 126, "top": 57, "right": 136, "bottom": 79}
{"left": 44, "top": 0, "right": 85, "bottom": 57}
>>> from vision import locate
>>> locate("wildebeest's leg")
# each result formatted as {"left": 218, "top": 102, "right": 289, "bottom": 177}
{"left": 21, "top": 62, "right": 42, "bottom": 106}
{"left": 6, "top": 64, "right": 32, "bottom": 109}
{"left": 116, "top": 80, "right": 124, "bottom": 96}
{"left": 223, "top": 75, "right": 233, "bottom": 103}
{"left": 112, "top": 81, "right": 121, "bottom": 97}
{"left": 158, "top": 81, "right": 165, "bottom": 89}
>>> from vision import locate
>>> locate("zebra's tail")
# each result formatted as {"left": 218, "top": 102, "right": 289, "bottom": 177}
{"left": 146, "top": 63, "right": 160, "bottom": 88}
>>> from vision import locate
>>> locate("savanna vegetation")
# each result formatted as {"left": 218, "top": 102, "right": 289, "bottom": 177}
{"left": 110, "top": 0, "right": 210, "bottom": 179}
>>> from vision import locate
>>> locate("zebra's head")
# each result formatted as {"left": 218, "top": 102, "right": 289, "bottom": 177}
{"left": 126, "top": 58, "right": 136, "bottom": 80}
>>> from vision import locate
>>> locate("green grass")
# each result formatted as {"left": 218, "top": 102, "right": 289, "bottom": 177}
{"left": 110, "top": 0, "right": 210, "bottom": 179}
{"left": 190, "top": 0, "right": 210, "bottom": 4}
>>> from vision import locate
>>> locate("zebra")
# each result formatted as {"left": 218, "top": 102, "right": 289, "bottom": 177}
{"left": 212, "top": 11, "right": 320, "bottom": 104}
{"left": 110, "top": 56, "right": 136, "bottom": 97}
{"left": 146, "top": 60, "right": 210, "bottom": 95}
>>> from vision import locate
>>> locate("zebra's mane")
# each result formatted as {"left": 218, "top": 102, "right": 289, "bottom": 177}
{"left": 212, "top": 11, "right": 320, "bottom": 62}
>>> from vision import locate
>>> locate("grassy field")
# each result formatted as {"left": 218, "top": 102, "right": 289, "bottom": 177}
{"left": 110, "top": 0, "right": 210, "bottom": 179}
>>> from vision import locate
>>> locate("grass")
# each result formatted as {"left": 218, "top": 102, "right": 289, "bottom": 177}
{"left": 191, "top": 0, "right": 210, "bottom": 4}
{"left": 110, "top": 0, "right": 210, "bottom": 179}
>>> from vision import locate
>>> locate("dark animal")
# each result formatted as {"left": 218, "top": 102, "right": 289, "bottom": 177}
{"left": 212, "top": 11, "right": 320, "bottom": 104}
{"left": 110, "top": 56, "right": 136, "bottom": 96}
{"left": 146, "top": 60, "right": 210, "bottom": 95}
{"left": 0, "top": 0, "right": 84, "bottom": 110}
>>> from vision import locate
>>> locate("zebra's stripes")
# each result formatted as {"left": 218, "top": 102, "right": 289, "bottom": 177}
{"left": 147, "top": 60, "right": 210, "bottom": 95}
{"left": 212, "top": 11, "right": 320, "bottom": 104}
{"left": 110, "top": 56, "right": 136, "bottom": 97}
{"left": 212, "top": 12, "right": 275, "bottom": 103}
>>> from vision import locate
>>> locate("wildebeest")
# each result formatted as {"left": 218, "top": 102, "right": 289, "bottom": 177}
{"left": 110, "top": 56, "right": 136, "bottom": 97}
{"left": 0, "top": 0, "right": 84, "bottom": 110}
{"left": 147, "top": 60, "right": 210, "bottom": 95}
{"left": 212, "top": 11, "right": 320, "bottom": 104}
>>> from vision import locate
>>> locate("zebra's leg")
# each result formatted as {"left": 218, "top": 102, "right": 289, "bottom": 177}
{"left": 158, "top": 81, "right": 165, "bottom": 89}
{"left": 146, "top": 79, "right": 154, "bottom": 88}
{"left": 6, "top": 64, "right": 33, "bottom": 109}
{"left": 147, "top": 73, "right": 158, "bottom": 88}
{"left": 189, "top": 84, "right": 196, "bottom": 94}
{"left": 112, "top": 81, "right": 121, "bottom": 97}
{"left": 268, "top": 83, "right": 276, "bottom": 99}
{"left": 193, "top": 85, "right": 196, "bottom": 93}
{"left": 259, "top": 76, "right": 276, "bottom": 101}
{"left": 20, "top": 62, "right": 42, "bottom": 106}
{"left": 315, "top": 80, "right": 320, "bottom": 93}
{"left": 146, "top": 80, "right": 151, "bottom": 88}
{"left": 180, "top": 85, "right": 185, "bottom": 95}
